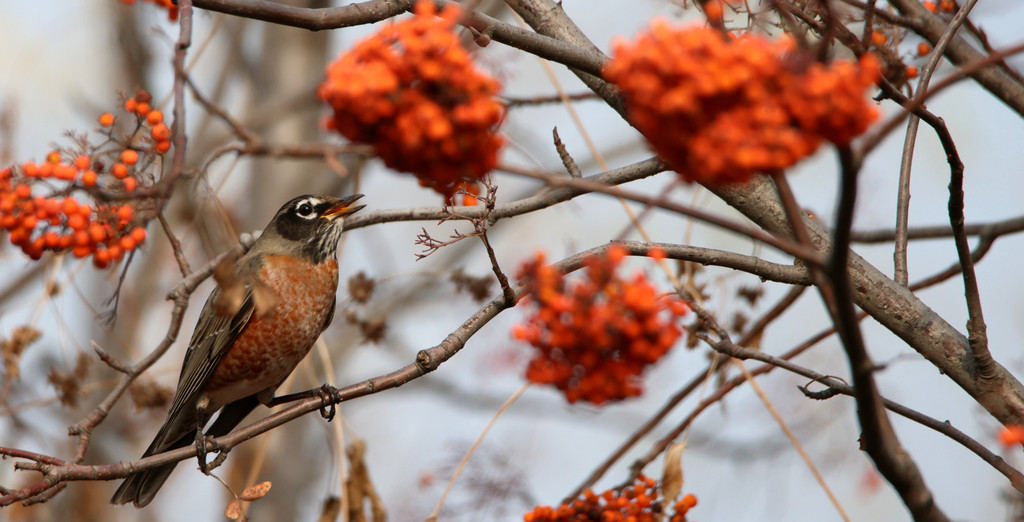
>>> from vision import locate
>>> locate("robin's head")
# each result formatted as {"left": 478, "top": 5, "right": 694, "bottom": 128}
{"left": 253, "top": 194, "right": 365, "bottom": 263}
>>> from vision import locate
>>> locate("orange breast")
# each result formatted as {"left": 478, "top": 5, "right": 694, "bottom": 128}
{"left": 204, "top": 255, "right": 338, "bottom": 408}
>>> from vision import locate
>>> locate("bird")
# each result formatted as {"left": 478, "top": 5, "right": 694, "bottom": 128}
{"left": 111, "top": 193, "right": 365, "bottom": 508}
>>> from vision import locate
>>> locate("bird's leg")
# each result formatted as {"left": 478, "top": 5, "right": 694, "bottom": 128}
{"left": 263, "top": 384, "right": 339, "bottom": 421}
{"left": 194, "top": 396, "right": 216, "bottom": 474}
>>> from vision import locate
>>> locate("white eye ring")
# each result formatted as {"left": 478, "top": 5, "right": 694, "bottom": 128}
{"left": 295, "top": 198, "right": 319, "bottom": 219}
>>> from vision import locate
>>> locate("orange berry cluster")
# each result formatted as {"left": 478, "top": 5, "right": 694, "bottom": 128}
{"left": 603, "top": 23, "right": 880, "bottom": 185}
{"left": 0, "top": 168, "right": 146, "bottom": 266}
{"left": 318, "top": 0, "right": 505, "bottom": 199}
{"left": 119, "top": 89, "right": 174, "bottom": 156}
{"left": 0, "top": 90, "right": 164, "bottom": 267}
{"left": 512, "top": 246, "right": 689, "bottom": 405}
{"left": 523, "top": 475, "right": 698, "bottom": 522}
{"left": 119, "top": 0, "right": 179, "bottom": 21}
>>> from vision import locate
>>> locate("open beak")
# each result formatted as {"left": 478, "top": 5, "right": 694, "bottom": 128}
{"left": 323, "top": 194, "right": 365, "bottom": 220}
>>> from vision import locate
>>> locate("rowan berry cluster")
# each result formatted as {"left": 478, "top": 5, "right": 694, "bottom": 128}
{"left": 0, "top": 90, "right": 164, "bottom": 267}
{"left": 318, "top": 0, "right": 505, "bottom": 199}
{"left": 119, "top": 0, "right": 179, "bottom": 21}
{"left": 603, "top": 23, "right": 880, "bottom": 185}
{"left": 523, "top": 475, "right": 698, "bottom": 522}
{"left": 512, "top": 246, "right": 689, "bottom": 405}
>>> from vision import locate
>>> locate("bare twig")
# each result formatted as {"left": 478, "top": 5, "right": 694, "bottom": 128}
{"left": 551, "top": 127, "right": 581, "bottom": 178}
{"left": 158, "top": 211, "right": 191, "bottom": 277}
{"left": 505, "top": 92, "right": 598, "bottom": 107}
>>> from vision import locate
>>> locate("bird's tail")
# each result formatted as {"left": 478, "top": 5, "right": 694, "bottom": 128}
{"left": 110, "top": 396, "right": 258, "bottom": 507}
{"left": 109, "top": 430, "right": 193, "bottom": 508}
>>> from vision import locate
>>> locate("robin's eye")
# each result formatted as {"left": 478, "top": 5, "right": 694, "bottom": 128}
{"left": 296, "top": 202, "right": 314, "bottom": 218}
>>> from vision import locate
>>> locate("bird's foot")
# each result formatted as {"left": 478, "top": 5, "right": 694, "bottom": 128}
{"left": 195, "top": 434, "right": 221, "bottom": 475}
{"left": 316, "top": 384, "right": 339, "bottom": 421}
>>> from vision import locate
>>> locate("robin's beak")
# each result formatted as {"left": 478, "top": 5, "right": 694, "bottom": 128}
{"left": 322, "top": 194, "right": 365, "bottom": 220}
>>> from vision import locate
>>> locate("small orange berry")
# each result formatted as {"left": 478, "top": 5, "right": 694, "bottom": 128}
{"left": 151, "top": 123, "right": 171, "bottom": 141}
{"left": 72, "top": 230, "right": 90, "bottom": 248}
{"left": 98, "top": 112, "right": 115, "bottom": 126}
{"left": 46, "top": 151, "right": 61, "bottom": 164}
{"left": 146, "top": 110, "right": 164, "bottom": 125}
{"left": 871, "top": 30, "right": 887, "bottom": 46}
{"left": 906, "top": 65, "right": 919, "bottom": 79}
{"left": 124, "top": 99, "right": 137, "bottom": 113}
{"left": 38, "top": 162, "right": 53, "bottom": 178}
{"left": 14, "top": 184, "right": 31, "bottom": 199}
{"left": 922, "top": 1, "right": 937, "bottom": 12}
{"left": 82, "top": 170, "right": 98, "bottom": 186}
{"left": 72, "top": 245, "right": 91, "bottom": 258}
{"left": 22, "top": 162, "right": 39, "bottom": 177}
{"left": 43, "top": 231, "right": 60, "bottom": 249}
{"left": 681, "top": 493, "right": 698, "bottom": 509}
{"left": 24, "top": 238, "right": 44, "bottom": 260}
{"left": 108, "top": 244, "right": 124, "bottom": 262}
{"left": 122, "top": 177, "right": 137, "bottom": 192}
{"left": 120, "top": 236, "right": 136, "bottom": 251}
{"left": 130, "top": 227, "right": 146, "bottom": 244}
{"left": 917, "top": 42, "right": 932, "bottom": 55}
{"left": 155, "top": 139, "right": 172, "bottom": 153}
{"left": 67, "top": 213, "right": 87, "bottom": 231}
{"left": 120, "top": 149, "right": 139, "bottom": 165}
{"left": 62, "top": 197, "right": 79, "bottom": 215}
{"left": 88, "top": 223, "right": 107, "bottom": 244}
{"left": 111, "top": 163, "right": 129, "bottom": 179}
{"left": 999, "top": 425, "right": 1024, "bottom": 447}
{"left": 939, "top": 0, "right": 955, "bottom": 11}
{"left": 74, "top": 155, "right": 91, "bottom": 170}
{"left": 117, "top": 205, "right": 135, "bottom": 222}
{"left": 93, "top": 249, "right": 110, "bottom": 268}
{"left": 135, "top": 102, "right": 151, "bottom": 117}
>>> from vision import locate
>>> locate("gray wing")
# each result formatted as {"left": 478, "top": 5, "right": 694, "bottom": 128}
{"left": 154, "top": 283, "right": 256, "bottom": 450}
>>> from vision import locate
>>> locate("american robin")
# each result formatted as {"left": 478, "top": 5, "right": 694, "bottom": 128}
{"left": 111, "top": 193, "right": 364, "bottom": 508}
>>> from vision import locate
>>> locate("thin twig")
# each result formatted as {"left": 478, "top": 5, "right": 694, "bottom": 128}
{"left": 551, "top": 127, "right": 581, "bottom": 178}
{"left": 158, "top": 211, "right": 191, "bottom": 277}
